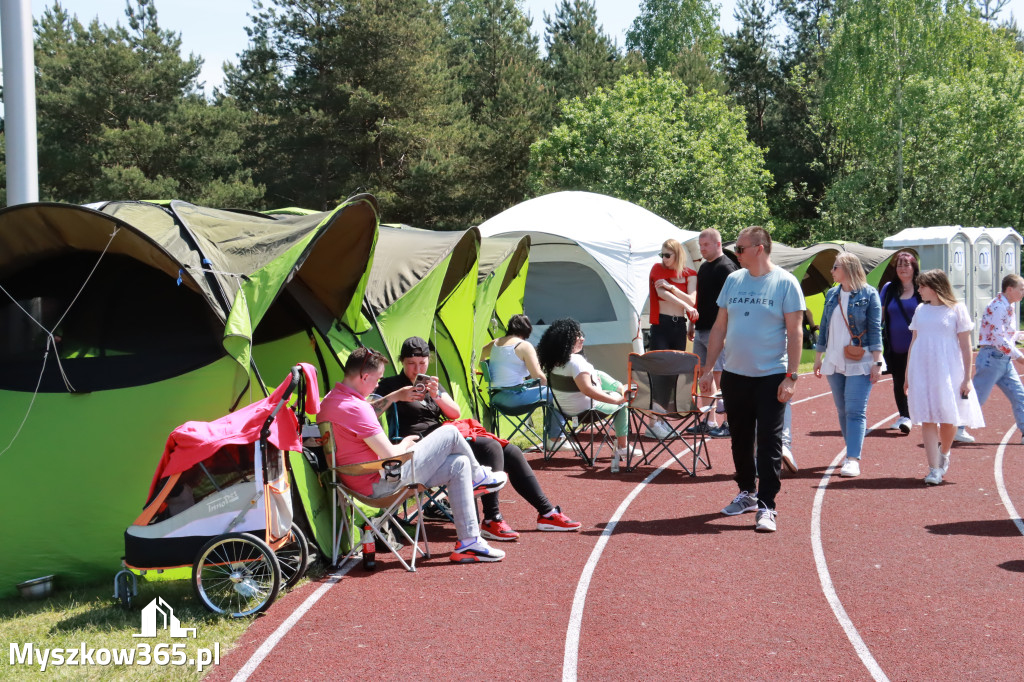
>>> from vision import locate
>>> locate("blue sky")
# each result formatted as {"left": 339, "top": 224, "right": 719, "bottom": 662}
{"left": 7, "top": 0, "right": 1024, "bottom": 94}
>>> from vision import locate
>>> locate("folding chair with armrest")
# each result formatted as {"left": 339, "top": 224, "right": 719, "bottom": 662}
{"left": 318, "top": 422, "right": 430, "bottom": 571}
{"left": 479, "top": 360, "right": 548, "bottom": 453}
{"left": 546, "top": 370, "right": 621, "bottom": 467}
{"left": 625, "top": 350, "right": 713, "bottom": 475}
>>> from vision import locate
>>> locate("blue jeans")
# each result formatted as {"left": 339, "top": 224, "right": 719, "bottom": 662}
{"left": 491, "top": 384, "right": 564, "bottom": 440}
{"left": 973, "top": 347, "right": 1024, "bottom": 432}
{"left": 825, "top": 373, "right": 873, "bottom": 460}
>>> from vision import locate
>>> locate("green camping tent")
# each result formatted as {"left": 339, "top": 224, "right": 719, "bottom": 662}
{"left": 352, "top": 226, "right": 481, "bottom": 416}
{"left": 0, "top": 196, "right": 378, "bottom": 593}
{"left": 472, "top": 236, "right": 531, "bottom": 428}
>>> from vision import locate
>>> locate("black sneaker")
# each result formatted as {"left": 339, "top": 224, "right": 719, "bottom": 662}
{"left": 708, "top": 422, "right": 730, "bottom": 438}
{"left": 421, "top": 497, "right": 453, "bottom": 522}
{"left": 685, "top": 422, "right": 711, "bottom": 435}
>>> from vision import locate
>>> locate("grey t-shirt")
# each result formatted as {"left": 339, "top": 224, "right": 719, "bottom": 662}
{"left": 716, "top": 267, "right": 805, "bottom": 377}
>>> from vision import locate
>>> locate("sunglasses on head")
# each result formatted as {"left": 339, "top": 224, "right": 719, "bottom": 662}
{"left": 360, "top": 348, "right": 385, "bottom": 375}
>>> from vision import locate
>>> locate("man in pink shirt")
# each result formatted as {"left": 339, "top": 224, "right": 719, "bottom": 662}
{"left": 320, "top": 347, "right": 508, "bottom": 563}
{"left": 957, "top": 274, "right": 1024, "bottom": 445}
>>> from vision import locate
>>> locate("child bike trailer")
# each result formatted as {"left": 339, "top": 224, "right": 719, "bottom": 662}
{"left": 117, "top": 363, "right": 320, "bottom": 617}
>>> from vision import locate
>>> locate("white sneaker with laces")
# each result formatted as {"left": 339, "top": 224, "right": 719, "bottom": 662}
{"left": 839, "top": 458, "right": 860, "bottom": 477}
{"left": 924, "top": 468, "right": 943, "bottom": 485}
{"left": 953, "top": 428, "right": 975, "bottom": 444}
{"left": 940, "top": 450, "right": 950, "bottom": 475}
{"left": 755, "top": 505, "right": 777, "bottom": 532}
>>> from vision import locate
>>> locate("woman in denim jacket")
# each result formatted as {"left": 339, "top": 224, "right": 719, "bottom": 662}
{"left": 812, "top": 253, "right": 884, "bottom": 478}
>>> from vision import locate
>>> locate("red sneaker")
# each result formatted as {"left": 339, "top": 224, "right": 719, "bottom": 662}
{"left": 480, "top": 518, "right": 520, "bottom": 542}
{"left": 537, "top": 506, "right": 582, "bottom": 532}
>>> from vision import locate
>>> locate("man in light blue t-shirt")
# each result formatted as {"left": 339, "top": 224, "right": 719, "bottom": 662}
{"left": 699, "top": 226, "right": 805, "bottom": 533}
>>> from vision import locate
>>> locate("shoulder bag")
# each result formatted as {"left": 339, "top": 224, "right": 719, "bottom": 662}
{"left": 839, "top": 297, "right": 865, "bottom": 361}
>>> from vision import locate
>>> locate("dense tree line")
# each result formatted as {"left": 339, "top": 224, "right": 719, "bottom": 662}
{"left": 2, "top": 0, "right": 1022, "bottom": 244}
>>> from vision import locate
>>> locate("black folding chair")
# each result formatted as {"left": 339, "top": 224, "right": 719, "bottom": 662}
{"left": 546, "top": 370, "right": 621, "bottom": 467}
{"left": 479, "top": 360, "right": 547, "bottom": 453}
{"left": 625, "top": 350, "right": 713, "bottom": 475}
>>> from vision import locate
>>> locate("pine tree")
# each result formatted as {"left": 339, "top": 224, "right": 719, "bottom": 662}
{"left": 443, "top": 0, "right": 552, "bottom": 221}
{"left": 33, "top": 0, "right": 261, "bottom": 205}
{"left": 543, "top": 0, "right": 622, "bottom": 106}
{"left": 224, "top": 0, "right": 475, "bottom": 225}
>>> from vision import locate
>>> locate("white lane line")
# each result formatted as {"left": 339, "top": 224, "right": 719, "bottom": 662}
{"left": 231, "top": 559, "right": 356, "bottom": 682}
{"left": 562, "top": 460, "right": 673, "bottom": 682}
{"left": 993, "top": 424, "right": 1024, "bottom": 536}
{"left": 561, "top": 384, "right": 880, "bottom": 680}
{"left": 811, "top": 413, "right": 897, "bottom": 682}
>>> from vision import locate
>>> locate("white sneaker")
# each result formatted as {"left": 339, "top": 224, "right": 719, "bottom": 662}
{"left": 645, "top": 419, "right": 673, "bottom": 440}
{"left": 924, "top": 468, "right": 943, "bottom": 485}
{"left": 781, "top": 445, "right": 798, "bottom": 473}
{"left": 839, "top": 458, "right": 860, "bottom": 477}
{"left": 545, "top": 437, "right": 573, "bottom": 451}
{"left": 754, "top": 505, "right": 777, "bottom": 532}
{"left": 889, "top": 418, "right": 903, "bottom": 430}
{"left": 897, "top": 417, "right": 912, "bottom": 434}
{"left": 940, "top": 450, "right": 950, "bottom": 475}
{"left": 953, "top": 428, "right": 975, "bottom": 444}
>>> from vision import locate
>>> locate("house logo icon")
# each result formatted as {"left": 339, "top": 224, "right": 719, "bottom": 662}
{"left": 133, "top": 597, "right": 197, "bottom": 638}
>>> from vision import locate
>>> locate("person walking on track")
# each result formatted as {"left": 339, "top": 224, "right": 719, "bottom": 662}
{"left": 699, "top": 226, "right": 805, "bottom": 532}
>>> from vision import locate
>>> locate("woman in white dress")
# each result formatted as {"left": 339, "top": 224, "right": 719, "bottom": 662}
{"left": 905, "top": 270, "right": 985, "bottom": 485}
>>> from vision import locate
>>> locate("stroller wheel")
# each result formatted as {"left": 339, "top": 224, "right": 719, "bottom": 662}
{"left": 277, "top": 524, "right": 310, "bottom": 590}
{"left": 193, "top": 533, "right": 280, "bottom": 617}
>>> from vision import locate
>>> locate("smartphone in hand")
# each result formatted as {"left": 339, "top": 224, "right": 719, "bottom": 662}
{"left": 415, "top": 373, "right": 430, "bottom": 394}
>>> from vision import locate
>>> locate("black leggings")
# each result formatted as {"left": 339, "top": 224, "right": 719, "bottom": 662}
{"left": 887, "top": 352, "right": 909, "bottom": 418}
{"left": 469, "top": 437, "right": 553, "bottom": 520}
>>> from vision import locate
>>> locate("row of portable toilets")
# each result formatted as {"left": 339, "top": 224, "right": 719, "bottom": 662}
{"left": 884, "top": 226, "right": 1022, "bottom": 345}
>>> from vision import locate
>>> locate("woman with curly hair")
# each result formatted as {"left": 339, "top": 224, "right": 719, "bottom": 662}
{"left": 537, "top": 318, "right": 631, "bottom": 468}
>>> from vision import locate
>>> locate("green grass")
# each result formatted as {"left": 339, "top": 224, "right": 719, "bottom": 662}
{"left": 0, "top": 565, "right": 325, "bottom": 681}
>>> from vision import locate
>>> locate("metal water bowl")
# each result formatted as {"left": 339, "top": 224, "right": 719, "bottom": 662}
{"left": 16, "top": 575, "right": 55, "bottom": 600}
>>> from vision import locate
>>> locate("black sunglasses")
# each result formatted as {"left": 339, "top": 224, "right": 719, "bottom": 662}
{"left": 660, "top": 252, "right": 673, "bottom": 258}
{"left": 734, "top": 243, "right": 759, "bottom": 254}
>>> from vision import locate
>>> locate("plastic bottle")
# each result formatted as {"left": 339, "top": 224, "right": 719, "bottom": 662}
{"left": 362, "top": 524, "right": 376, "bottom": 570}
{"left": 611, "top": 450, "right": 621, "bottom": 473}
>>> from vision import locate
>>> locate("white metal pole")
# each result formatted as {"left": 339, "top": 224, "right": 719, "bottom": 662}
{"left": 1, "top": 0, "right": 40, "bottom": 205}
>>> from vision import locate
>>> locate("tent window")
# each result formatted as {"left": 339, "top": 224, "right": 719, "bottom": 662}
{"left": 151, "top": 443, "right": 257, "bottom": 523}
{"left": 0, "top": 252, "right": 223, "bottom": 392}
{"left": 524, "top": 261, "right": 615, "bottom": 324}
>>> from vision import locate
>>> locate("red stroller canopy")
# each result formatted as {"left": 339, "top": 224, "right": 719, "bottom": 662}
{"left": 147, "top": 363, "right": 320, "bottom": 498}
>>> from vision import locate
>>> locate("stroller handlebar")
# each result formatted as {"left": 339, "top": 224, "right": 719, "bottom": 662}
{"left": 261, "top": 365, "right": 304, "bottom": 441}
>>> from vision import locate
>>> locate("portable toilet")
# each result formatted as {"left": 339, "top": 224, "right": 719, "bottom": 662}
{"left": 883, "top": 226, "right": 972, "bottom": 308}
{"left": 991, "top": 227, "right": 1023, "bottom": 331}
{"left": 961, "top": 227, "right": 998, "bottom": 332}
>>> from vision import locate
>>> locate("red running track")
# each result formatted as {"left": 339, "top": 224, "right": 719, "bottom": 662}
{"left": 207, "top": 377, "right": 1024, "bottom": 681}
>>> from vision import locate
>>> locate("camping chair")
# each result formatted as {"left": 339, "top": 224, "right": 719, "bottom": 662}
{"left": 625, "top": 350, "right": 713, "bottom": 475}
{"left": 479, "top": 360, "right": 547, "bottom": 453}
{"left": 318, "top": 422, "right": 430, "bottom": 572}
{"left": 382, "top": 401, "right": 455, "bottom": 525}
{"left": 546, "top": 370, "right": 622, "bottom": 467}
